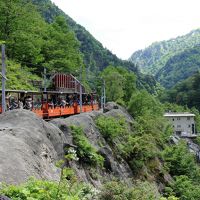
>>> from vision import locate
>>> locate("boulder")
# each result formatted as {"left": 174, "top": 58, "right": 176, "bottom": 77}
{"left": 0, "top": 109, "right": 65, "bottom": 184}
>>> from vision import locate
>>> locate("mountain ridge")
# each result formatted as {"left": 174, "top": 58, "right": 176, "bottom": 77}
{"left": 129, "top": 29, "right": 200, "bottom": 75}
{"left": 129, "top": 28, "right": 200, "bottom": 88}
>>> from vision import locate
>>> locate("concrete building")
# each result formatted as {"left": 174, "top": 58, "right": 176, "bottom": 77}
{"left": 164, "top": 112, "right": 196, "bottom": 137}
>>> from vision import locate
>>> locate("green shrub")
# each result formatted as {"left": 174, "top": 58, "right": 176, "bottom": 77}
{"left": 165, "top": 175, "right": 200, "bottom": 200}
{"left": 70, "top": 126, "right": 104, "bottom": 168}
{"left": 162, "top": 140, "right": 200, "bottom": 180}
{"left": 98, "top": 180, "right": 161, "bottom": 200}
{"left": 96, "top": 116, "right": 128, "bottom": 142}
{"left": 0, "top": 177, "right": 95, "bottom": 200}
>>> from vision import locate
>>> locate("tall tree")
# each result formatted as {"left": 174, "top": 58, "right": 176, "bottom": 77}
{"left": 101, "top": 65, "right": 136, "bottom": 103}
{"left": 41, "top": 16, "right": 83, "bottom": 73}
{"left": 0, "top": 0, "right": 47, "bottom": 65}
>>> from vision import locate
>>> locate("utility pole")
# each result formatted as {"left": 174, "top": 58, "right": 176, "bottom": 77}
{"left": 1, "top": 44, "right": 6, "bottom": 113}
{"left": 100, "top": 78, "right": 106, "bottom": 109}
{"left": 79, "top": 66, "right": 82, "bottom": 113}
{"left": 44, "top": 68, "right": 47, "bottom": 92}
{"left": 103, "top": 79, "right": 106, "bottom": 109}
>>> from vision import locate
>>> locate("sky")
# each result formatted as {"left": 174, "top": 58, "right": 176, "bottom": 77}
{"left": 51, "top": 0, "right": 200, "bottom": 60}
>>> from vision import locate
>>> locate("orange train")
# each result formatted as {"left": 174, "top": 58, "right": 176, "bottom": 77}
{"left": 0, "top": 73, "right": 99, "bottom": 118}
{"left": 0, "top": 90, "right": 99, "bottom": 119}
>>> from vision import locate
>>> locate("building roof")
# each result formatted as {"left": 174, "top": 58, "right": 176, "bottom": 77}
{"left": 164, "top": 112, "right": 195, "bottom": 117}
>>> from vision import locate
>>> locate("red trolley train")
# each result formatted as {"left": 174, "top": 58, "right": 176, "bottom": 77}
{"left": 0, "top": 73, "right": 99, "bottom": 118}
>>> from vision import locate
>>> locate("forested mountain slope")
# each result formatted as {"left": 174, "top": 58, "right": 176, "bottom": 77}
{"left": 159, "top": 72, "right": 200, "bottom": 110}
{"left": 0, "top": 0, "right": 157, "bottom": 93}
{"left": 129, "top": 29, "right": 200, "bottom": 76}
{"left": 31, "top": 0, "right": 159, "bottom": 93}
{"left": 155, "top": 45, "right": 200, "bottom": 88}
{"left": 31, "top": 0, "right": 138, "bottom": 74}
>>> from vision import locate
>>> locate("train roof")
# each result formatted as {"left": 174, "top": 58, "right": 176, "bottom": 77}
{"left": 0, "top": 89, "right": 89, "bottom": 95}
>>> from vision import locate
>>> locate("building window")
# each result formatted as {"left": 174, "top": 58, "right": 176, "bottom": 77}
{"left": 177, "top": 117, "right": 180, "bottom": 120}
{"left": 188, "top": 125, "right": 191, "bottom": 128}
{"left": 187, "top": 117, "right": 190, "bottom": 120}
{"left": 172, "top": 118, "right": 174, "bottom": 121}
{"left": 177, "top": 125, "right": 181, "bottom": 128}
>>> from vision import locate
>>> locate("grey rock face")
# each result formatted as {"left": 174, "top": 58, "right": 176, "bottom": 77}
{"left": 51, "top": 104, "right": 133, "bottom": 186}
{"left": 0, "top": 195, "right": 11, "bottom": 200}
{"left": 0, "top": 104, "right": 134, "bottom": 187}
{"left": 0, "top": 110, "right": 65, "bottom": 184}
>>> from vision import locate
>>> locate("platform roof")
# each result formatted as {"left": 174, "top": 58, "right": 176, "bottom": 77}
{"left": 164, "top": 112, "right": 195, "bottom": 117}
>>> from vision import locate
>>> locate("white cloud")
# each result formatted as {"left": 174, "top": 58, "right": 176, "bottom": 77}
{"left": 51, "top": 0, "right": 200, "bottom": 59}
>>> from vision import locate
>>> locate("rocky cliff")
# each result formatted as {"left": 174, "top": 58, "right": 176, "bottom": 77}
{"left": 0, "top": 103, "right": 133, "bottom": 186}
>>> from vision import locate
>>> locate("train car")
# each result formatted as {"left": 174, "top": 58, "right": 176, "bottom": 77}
{"left": 0, "top": 73, "right": 99, "bottom": 118}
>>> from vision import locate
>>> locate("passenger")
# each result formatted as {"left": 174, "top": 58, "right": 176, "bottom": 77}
{"left": 66, "top": 101, "right": 70, "bottom": 107}
{"left": 5, "top": 94, "right": 11, "bottom": 110}
{"left": 69, "top": 95, "right": 74, "bottom": 106}
{"left": 66, "top": 95, "right": 70, "bottom": 107}
{"left": 24, "top": 96, "right": 32, "bottom": 110}
{"left": 18, "top": 99, "right": 24, "bottom": 109}
{"left": 10, "top": 97, "right": 18, "bottom": 109}
{"left": 34, "top": 98, "right": 41, "bottom": 109}
{"left": 60, "top": 98, "right": 66, "bottom": 107}
{"left": 48, "top": 99, "right": 54, "bottom": 108}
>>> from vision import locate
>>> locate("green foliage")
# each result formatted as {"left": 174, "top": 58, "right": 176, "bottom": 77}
{"left": 160, "top": 196, "right": 179, "bottom": 200}
{"left": 156, "top": 46, "right": 200, "bottom": 88}
{"left": 95, "top": 105, "right": 170, "bottom": 173}
{"left": 165, "top": 175, "right": 200, "bottom": 200}
{"left": 41, "top": 16, "right": 83, "bottom": 73}
{"left": 130, "top": 29, "right": 200, "bottom": 76}
{"left": 70, "top": 126, "right": 104, "bottom": 167}
{"left": 0, "top": 177, "right": 97, "bottom": 200}
{"left": 160, "top": 72, "right": 200, "bottom": 110}
{"left": 0, "top": 0, "right": 46, "bottom": 65}
{"left": 96, "top": 115, "right": 128, "bottom": 142}
{"left": 98, "top": 180, "right": 161, "bottom": 200}
{"left": 128, "top": 90, "right": 163, "bottom": 118}
{"left": 0, "top": 60, "right": 41, "bottom": 90}
{"left": 162, "top": 140, "right": 200, "bottom": 181}
{"left": 125, "top": 90, "right": 173, "bottom": 172}
{"left": 0, "top": 0, "right": 83, "bottom": 78}
{"left": 0, "top": 0, "right": 158, "bottom": 94}
{"left": 32, "top": 0, "right": 158, "bottom": 94}
{"left": 101, "top": 66, "right": 136, "bottom": 103}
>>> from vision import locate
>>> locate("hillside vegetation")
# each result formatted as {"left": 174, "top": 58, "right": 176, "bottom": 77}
{"left": 0, "top": 0, "right": 157, "bottom": 93}
{"left": 1, "top": 94, "right": 200, "bottom": 199}
{"left": 155, "top": 45, "right": 200, "bottom": 88}
{"left": 159, "top": 72, "right": 200, "bottom": 110}
{"left": 1, "top": 0, "right": 200, "bottom": 199}
{"left": 129, "top": 29, "right": 200, "bottom": 88}
{"left": 31, "top": 0, "right": 158, "bottom": 93}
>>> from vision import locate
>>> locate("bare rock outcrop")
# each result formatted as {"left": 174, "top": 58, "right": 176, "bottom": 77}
{"left": 0, "top": 103, "right": 133, "bottom": 187}
{"left": 51, "top": 103, "right": 133, "bottom": 187}
{"left": 0, "top": 109, "right": 66, "bottom": 184}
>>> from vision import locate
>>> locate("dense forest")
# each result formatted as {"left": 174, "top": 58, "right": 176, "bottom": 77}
{"left": 129, "top": 29, "right": 200, "bottom": 88}
{"left": 159, "top": 72, "right": 200, "bottom": 110}
{"left": 1, "top": 0, "right": 200, "bottom": 200}
{"left": 155, "top": 45, "right": 200, "bottom": 88}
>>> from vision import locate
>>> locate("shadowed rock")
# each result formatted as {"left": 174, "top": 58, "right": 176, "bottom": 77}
{"left": 0, "top": 196, "right": 11, "bottom": 200}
